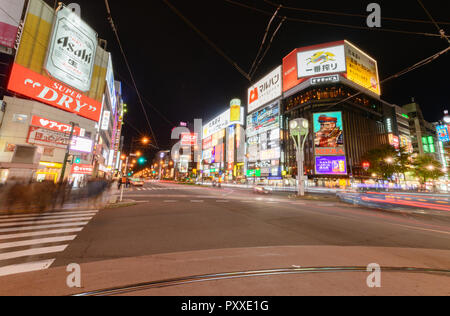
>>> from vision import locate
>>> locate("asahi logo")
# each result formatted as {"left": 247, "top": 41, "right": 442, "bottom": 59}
{"left": 56, "top": 36, "right": 93, "bottom": 65}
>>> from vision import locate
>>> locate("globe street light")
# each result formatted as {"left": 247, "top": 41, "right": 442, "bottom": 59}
{"left": 289, "top": 118, "right": 309, "bottom": 196}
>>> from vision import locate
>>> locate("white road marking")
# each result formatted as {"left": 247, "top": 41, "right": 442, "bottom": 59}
{"left": 0, "top": 245, "right": 68, "bottom": 261}
{"left": 0, "top": 228, "right": 84, "bottom": 241}
{"left": 0, "top": 222, "right": 89, "bottom": 233}
{"left": 0, "top": 217, "right": 93, "bottom": 228}
{"left": 0, "top": 210, "right": 98, "bottom": 220}
{"left": 0, "top": 213, "right": 98, "bottom": 223}
{"left": 0, "top": 259, "right": 55, "bottom": 277}
{"left": 0, "top": 235, "right": 76, "bottom": 250}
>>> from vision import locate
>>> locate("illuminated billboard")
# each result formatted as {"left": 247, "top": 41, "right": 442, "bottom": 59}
{"left": 10, "top": 0, "right": 108, "bottom": 122}
{"left": 31, "top": 115, "right": 82, "bottom": 136}
{"left": 344, "top": 41, "right": 381, "bottom": 95}
{"left": 315, "top": 156, "right": 347, "bottom": 175}
{"left": 7, "top": 63, "right": 102, "bottom": 122}
{"left": 247, "top": 66, "right": 282, "bottom": 114}
{"left": 70, "top": 136, "right": 93, "bottom": 153}
{"left": 0, "top": 0, "right": 25, "bottom": 49}
{"left": 313, "top": 112, "right": 345, "bottom": 156}
{"left": 203, "top": 106, "right": 244, "bottom": 139}
{"left": 282, "top": 40, "right": 381, "bottom": 96}
{"left": 297, "top": 45, "right": 346, "bottom": 78}
{"left": 45, "top": 5, "right": 97, "bottom": 92}
{"left": 436, "top": 125, "right": 450, "bottom": 142}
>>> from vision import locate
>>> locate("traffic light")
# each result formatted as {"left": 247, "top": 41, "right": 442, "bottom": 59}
{"left": 362, "top": 162, "right": 370, "bottom": 171}
{"left": 74, "top": 157, "right": 81, "bottom": 164}
{"left": 138, "top": 157, "right": 147, "bottom": 165}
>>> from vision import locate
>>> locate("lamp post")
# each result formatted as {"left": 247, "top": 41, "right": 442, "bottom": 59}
{"left": 289, "top": 118, "right": 309, "bottom": 196}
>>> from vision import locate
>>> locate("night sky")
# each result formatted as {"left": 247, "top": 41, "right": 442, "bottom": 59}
{"left": 46, "top": 0, "right": 450, "bottom": 158}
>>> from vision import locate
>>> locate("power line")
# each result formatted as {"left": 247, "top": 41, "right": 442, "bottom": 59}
{"left": 104, "top": 0, "right": 159, "bottom": 148}
{"left": 114, "top": 72, "right": 176, "bottom": 127}
{"left": 248, "top": 4, "right": 281, "bottom": 77}
{"left": 163, "top": 0, "right": 251, "bottom": 82}
{"left": 321, "top": 46, "right": 450, "bottom": 112}
{"left": 223, "top": 0, "right": 449, "bottom": 39}
{"left": 416, "top": 0, "right": 450, "bottom": 45}
{"left": 250, "top": 17, "right": 286, "bottom": 80}
{"left": 263, "top": 0, "right": 450, "bottom": 26}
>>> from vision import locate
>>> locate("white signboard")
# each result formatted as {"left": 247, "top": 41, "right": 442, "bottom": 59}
{"left": 202, "top": 108, "right": 244, "bottom": 140}
{"left": 297, "top": 45, "right": 346, "bottom": 79}
{"left": 106, "top": 54, "right": 117, "bottom": 114}
{"left": 45, "top": 6, "right": 97, "bottom": 92}
{"left": 70, "top": 136, "right": 93, "bottom": 153}
{"left": 247, "top": 66, "right": 282, "bottom": 114}
{"left": 101, "top": 110, "right": 110, "bottom": 131}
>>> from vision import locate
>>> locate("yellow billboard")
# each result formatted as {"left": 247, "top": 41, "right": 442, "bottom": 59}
{"left": 344, "top": 40, "right": 381, "bottom": 96}
{"left": 14, "top": 0, "right": 108, "bottom": 103}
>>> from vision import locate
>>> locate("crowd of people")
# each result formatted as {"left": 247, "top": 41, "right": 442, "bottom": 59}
{"left": 0, "top": 178, "right": 115, "bottom": 213}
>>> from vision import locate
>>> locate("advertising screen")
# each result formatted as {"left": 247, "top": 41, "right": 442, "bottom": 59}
{"left": 315, "top": 156, "right": 347, "bottom": 175}
{"left": 247, "top": 66, "right": 282, "bottom": 114}
{"left": 246, "top": 101, "right": 280, "bottom": 138}
{"left": 297, "top": 44, "right": 346, "bottom": 79}
{"left": 344, "top": 41, "right": 380, "bottom": 95}
{"left": 0, "top": 0, "right": 25, "bottom": 49}
{"left": 436, "top": 125, "right": 450, "bottom": 142}
{"left": 203, "top": 107, "right": 244, "bottom": 139}
{"left": 313, "top": 112, "right": 345, "bottom": 156}
{"left": 45, "top": 6, "right": 97, "bottom": 92}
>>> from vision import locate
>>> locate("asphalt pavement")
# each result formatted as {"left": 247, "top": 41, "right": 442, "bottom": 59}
{"left": 0, "top": 181, "right": 449, "bottom": 295}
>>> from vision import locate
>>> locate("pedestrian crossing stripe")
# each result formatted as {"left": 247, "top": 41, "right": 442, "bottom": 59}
{"left": 0, "top": 210, "right": 98, "bottom": 277}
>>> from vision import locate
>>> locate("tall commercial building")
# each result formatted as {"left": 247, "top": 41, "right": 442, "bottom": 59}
{"left": 402, "top": 100, "right": 439, "bottom": 158}
{"left": 0, "top": 0, "right": 123, "bottom": 185}
{"left": 245, "top": 40, "right": 396, "bottom": 186}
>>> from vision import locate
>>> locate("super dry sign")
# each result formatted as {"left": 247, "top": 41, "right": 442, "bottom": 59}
{"left": 7, "top": 63, "right": 102, "bottom": 122}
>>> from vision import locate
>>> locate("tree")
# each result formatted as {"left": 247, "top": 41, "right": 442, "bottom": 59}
{"left": 411, "top": 155, "right": 444, "bottom": 184}
{"left": 363, "top": 144, "right": 406, "bottom": 180}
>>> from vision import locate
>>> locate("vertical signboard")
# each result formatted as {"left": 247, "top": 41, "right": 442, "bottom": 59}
{"left": 0, "top": 0, "right": 25, "bottom": 49}
{"left": 45, "top": 5, "right": 98, "bottom": 92}
{"left": 313, "top": 112, "right": 347, "bottom": 175}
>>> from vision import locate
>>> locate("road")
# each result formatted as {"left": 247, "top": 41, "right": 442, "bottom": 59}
{"left": 0, "top": 181, "right": 449, "bottom": 295}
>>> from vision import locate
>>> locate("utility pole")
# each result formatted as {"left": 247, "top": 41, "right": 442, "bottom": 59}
{"left": 60, "top": 122, "right": 78, "bottom": 184}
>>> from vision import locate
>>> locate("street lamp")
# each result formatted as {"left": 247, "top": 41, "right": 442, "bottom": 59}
{"left": 289, "top": 118, "right": 309, "bottom": 196}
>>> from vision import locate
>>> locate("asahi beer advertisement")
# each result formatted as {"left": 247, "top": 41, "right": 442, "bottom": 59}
{"left": 313, "top": 112, "right": 345, "bottom": 156}
{"left": 45, "top": 5, "right": 97, "bottom": 92}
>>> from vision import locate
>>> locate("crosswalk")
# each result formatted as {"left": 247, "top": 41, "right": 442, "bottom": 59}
{"left": 129, "top": 187, "right": 202, "bottom": 191}
{"left": 0, "top": 209, "right": 98, "bottom": 277}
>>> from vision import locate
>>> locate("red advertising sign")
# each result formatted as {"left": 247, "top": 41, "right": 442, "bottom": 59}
{"left": 71, "top": 164, "right": 93, "bottom": 175}
{"left": 7, "top": 63, "right": 102, "bottom": 122}
{"left": 26, "top": 126, "right": 69, "bottom": 149}
{"left": 202, "top": 136, "right": 213, "bottom": 149}
{"left": 283, "top": 48, "right": 306, "bottom": 92}
{"left": 31, "top": 116, "right": 81, "bottom": 136}
{"left": 181, "top": 133, "right": 198, "bottom": 146}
